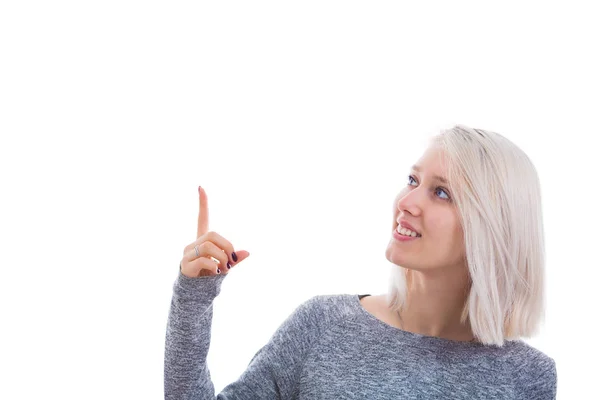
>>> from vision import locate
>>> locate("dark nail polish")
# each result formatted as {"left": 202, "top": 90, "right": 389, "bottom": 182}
{"left": 217, "top": 268, "right": 221, "bottom": 274}
{"left": 232, "top": 252, "right": 238, "bottom": 262}
{"left": 227, "top": 262, "right": 232, "bottom": 269}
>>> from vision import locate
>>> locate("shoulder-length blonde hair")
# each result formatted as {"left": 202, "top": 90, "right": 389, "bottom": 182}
{"left": 387, "top": 124, "right": 546, "bottom": 347}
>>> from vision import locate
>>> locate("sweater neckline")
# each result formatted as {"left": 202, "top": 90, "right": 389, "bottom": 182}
{"left": 353, "top": 294, "right": 486, "bottom": 349}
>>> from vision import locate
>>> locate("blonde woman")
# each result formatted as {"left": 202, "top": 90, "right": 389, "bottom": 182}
{"left": 165, "top": 125, "right": 556, "bottom": 399}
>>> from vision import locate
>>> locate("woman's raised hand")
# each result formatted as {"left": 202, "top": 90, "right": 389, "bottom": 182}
{"left": 180, "top": 186, "right": 250, "bottom": 278}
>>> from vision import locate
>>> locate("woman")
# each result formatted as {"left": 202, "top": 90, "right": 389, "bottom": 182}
{"left": 164, "top": 125, "right": 557, "bottom": 399}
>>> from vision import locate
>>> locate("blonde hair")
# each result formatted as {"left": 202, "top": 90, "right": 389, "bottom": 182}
{"left": 387, "top": 124, "right": 546, "bottom": 347}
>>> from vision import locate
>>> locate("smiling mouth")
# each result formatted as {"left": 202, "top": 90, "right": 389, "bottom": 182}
{"left": 395, "top": 225, "right": 422, "bottom": 238}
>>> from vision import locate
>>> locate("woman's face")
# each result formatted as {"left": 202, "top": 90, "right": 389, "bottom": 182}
{"left": 385, "top": 145, "right": 466, "bottom": 272}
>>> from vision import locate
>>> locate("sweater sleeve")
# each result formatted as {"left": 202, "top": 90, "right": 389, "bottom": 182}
{"left": 164, "top": 270, "right": 227, "bottom": 400}
{"left": 164, "top": 270, "right": 324, "bottom": 400}
{"left": 518, "top": 354, "right": 557, "bottom": 400}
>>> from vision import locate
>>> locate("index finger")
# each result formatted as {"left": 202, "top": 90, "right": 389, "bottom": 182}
{"left": 197, "top": 186, "right": 209, "bottom": 238}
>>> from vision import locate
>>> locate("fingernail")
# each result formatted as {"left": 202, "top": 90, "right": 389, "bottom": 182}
{"left": 217, "top": 268, "right": 221, "bottom": 274}
{"left": 227, "top": 262, "right": 232, "bottom": 269}
{"left": 198, "top": 186, "right": 202, "bottom": 194}
{"left": 232, "top": 252, "right": 238, "bottom": 262}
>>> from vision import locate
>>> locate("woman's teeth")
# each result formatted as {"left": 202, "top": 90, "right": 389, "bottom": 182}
{"left": 396, "top": 226, "right": 421, "bottom": 237}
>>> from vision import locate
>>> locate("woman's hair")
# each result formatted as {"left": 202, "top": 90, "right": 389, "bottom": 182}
{"left": 387, "top": 124, "right": 546, "bottom": 347}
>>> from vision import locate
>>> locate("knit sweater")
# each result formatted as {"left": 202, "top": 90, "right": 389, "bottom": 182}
{"left": 164, "top": 272, "right": 557, "bottom": 399}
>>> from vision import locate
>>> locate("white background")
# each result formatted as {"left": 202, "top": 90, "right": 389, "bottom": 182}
{"left": 1, "top": 1, "right": 598, "bottom": 399}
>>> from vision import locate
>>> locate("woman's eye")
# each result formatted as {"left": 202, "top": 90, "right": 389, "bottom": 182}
{"left": 435, "top": 187, "right": 450, "bottom": 200}
{"left": 407, "top": 175, "right": 451, "bottom": 201}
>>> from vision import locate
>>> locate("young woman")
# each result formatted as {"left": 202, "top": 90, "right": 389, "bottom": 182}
{"left": 165, "top": 125, "right": 557, "bottom": 399}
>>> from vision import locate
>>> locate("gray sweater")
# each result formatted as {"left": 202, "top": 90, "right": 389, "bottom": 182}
{"left": 165, "top": 272, "right": 557, "bottom": 399}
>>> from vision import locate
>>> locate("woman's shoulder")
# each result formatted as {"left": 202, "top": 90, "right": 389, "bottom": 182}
{"left": 505, "top": 340, "right": 556, "bottom": 371}
{"left": 297, "top": 293, "right": 362, "bottom": 315}
{"left": 500, "top": 340, "right": 557, "bottom": 396}
{"left": 288, "top": 293, "right": 363, "bottom": 329}
{"left": 499, "top": 339, "right": 555, "bottom": 364}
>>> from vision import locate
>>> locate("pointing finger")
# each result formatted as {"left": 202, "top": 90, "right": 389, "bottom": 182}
{"left": 197, "top": 186, "right": 209, "bottom": 238}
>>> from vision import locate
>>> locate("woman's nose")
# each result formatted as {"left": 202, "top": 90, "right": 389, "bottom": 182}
{"left": 397, "top": 188, "right": 422, "bottom": 216}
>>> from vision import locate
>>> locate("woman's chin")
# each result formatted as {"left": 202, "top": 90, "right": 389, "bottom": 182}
{"left": 385, "top": 247, "right": 408, "bottom": 266}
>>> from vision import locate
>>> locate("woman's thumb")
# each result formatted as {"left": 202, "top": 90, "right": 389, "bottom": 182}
{"left": 232, "top": 250, "right": 250, "bottom": 265}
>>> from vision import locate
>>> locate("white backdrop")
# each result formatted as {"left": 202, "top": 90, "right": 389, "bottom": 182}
{"left": 1, "top": 1, "right": 597, "bottom": 399}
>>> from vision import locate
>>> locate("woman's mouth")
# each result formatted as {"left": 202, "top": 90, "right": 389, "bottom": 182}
{"left": 393, "top": 225, "right": 422, "bottom": 241}
{"left": 396, "top": 225, "right": 421, "bottom": 237}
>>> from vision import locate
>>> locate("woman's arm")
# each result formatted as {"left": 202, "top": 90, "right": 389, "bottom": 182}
{"left": 164, "top": 271, "right": 323, "bottom": 400}
{"left": 164, "top": 272, "right": 225, "bottom": 399}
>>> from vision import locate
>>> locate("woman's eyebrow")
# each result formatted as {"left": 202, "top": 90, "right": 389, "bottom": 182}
{"left": 411, "top": 165, "right": 448, "bottom": 184}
